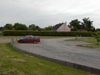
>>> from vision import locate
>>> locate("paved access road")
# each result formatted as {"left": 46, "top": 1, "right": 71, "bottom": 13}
{"left": 14, "top": 38, "right": 100, "bottom": 69}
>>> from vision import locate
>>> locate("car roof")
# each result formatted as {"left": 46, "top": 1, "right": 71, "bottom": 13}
{"left": 26, "top": 36, "right": 40, "bottom": 37}
{"left": 25, "top": 35, "right": 33, "bottom": 36}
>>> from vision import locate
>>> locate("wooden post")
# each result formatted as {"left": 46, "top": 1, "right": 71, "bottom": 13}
{"left": 80, "top": 35, "right": 81, "bottom": 38}
{"left": 92, "top": 33, "right": 93, "bottom": 37}
{"left": 75, "top": 35, "right": 77, "bottom": 40}
{"left": 3, "top": 36, "right": 4, "bottom": 39}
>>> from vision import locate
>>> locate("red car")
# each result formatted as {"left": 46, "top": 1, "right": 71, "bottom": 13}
{"left": 17, "top": 36, "right": 40, "bottom": 43}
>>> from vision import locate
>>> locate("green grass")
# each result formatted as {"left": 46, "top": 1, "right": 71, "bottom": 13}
{"left": 65, "top": 37, "right": 100, "bottom": 48}
{"left": 77, "top": 44, "right": 100, "bottom": 48}
{"left": 65, "top": 37, "right": 96, "bottom": 43}
{"left": 0, "top": 43, "right": 96, "bottom": 75}
{"left": 40, "top": 36, "right": 71, "bottom": 38}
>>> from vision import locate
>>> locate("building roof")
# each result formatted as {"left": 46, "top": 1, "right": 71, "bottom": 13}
{"left": 51, "top": 23, "right": 64, "bottom": 31}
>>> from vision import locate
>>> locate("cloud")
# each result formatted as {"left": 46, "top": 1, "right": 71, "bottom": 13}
{"left": 0, "top": 0, "right": 100, "bottom": 28}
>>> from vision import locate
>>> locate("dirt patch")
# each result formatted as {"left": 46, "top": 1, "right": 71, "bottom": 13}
{"left": 17, "top": 71, "right": 26, "bottom": 75}
{"left": 0, "top": 63, "right": 2, "bottom": 66}
{"left": 5, "top": 55, "right": 15, "bottom": 58}
{"left": 0, "top": 58, "right": 6, "bottom": 61}
{"left": 39, "top": 63, "right": 43, "bottom": 66}
{"left": 0, "top": 37, "right": 17, "bottom": 43}
{"left": 3, "top": 68, "right": 16, "bottom": 75}
{"left": 0, "top": 38, "right": 11, "bottom": 43}
{"left": 3, "top": 68, "right": 26, "bottom": 75}
{"left": 25, "top": 54, "right": 28, "bottom": 56}
{"left": 30, "top": 56, "right": 34, "bottom": 57}
{"left": 12, "top": 59, "right": 26, "bottom": 63}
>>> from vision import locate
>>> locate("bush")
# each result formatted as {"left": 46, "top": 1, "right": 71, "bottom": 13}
{"left": 3, "top": 30, "right": 94, "bottom": 36}
{"left": 93, "top": 32, "right": 100, "bottom": 45}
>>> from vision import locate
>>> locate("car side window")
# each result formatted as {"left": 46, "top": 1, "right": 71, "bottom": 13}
{"left": 31, "top": 37, "right": 34, "bottom": 39}
{"left": 35, "top": 37, "right": 39, "bottom": 39}
{"left": 26, "top": 37, "right": 30, "bottom": 39}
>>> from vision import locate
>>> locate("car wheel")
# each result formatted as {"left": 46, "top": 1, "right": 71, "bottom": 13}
{"left": 20, "top": 40, "right": 23, "bottom": 43}
{"left": 34, "top": 41, "right": 37, "bottom": 44}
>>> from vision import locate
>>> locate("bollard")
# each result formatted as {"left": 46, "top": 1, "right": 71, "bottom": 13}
{"left": 92, "top": 33, "right": 93, "bottom": 37}
{"left": 3, "top": 36, "right": 4, "bottom": 39}
{"left": 16, "top": 37, "right": 17, "bottom": 41}
{"left": 75, "top": 35, "right": 77, "bottom": 40}
{"left": 12, "top": 38, "right": 14, "bottom": 44}
{"left": 18, "top": 36, "right": 19, "bottom": 39}
{"left": 80, "top": 35, "right": 81, "bottom": 38}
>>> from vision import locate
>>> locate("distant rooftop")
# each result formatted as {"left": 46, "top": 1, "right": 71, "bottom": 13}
{"left": 51, "top": 23, "right": 64, "bottom": 31}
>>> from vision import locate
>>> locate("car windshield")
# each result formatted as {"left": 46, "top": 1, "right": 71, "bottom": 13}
{"left": 26, "top": 37, "right": 30, "bottom": 39}
{"left": 19, "top": 35, "right": 33, "bottom": 39}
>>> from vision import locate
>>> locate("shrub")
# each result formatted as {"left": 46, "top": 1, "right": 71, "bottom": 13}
{"left": 3, "top": 30, "right": 94, "bottom": 36}
{"left": 93, "top": 33, "right": 100, "bottom": 45}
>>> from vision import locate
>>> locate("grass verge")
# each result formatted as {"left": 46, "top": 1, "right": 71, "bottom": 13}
{"left": 40, "top": 36, "right": 71, "bottom": 39}
{"left": 65, "top": 37, "right": 100, "bottom": 48}
{"left": 0, "top": 43, "right": 95, "bottom": 75}
{"left": 77, "top": 44, "right": 100, "bottom": 48}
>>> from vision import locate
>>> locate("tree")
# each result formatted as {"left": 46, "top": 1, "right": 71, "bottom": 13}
{"left": 29, "top": 24, "right": 40, "bottom": 31}
{"left": 36, "top": 26, "right": 40, "bottom": 29}
{"left": 91, "top": 26, "right": 95, "bottom": 32}
{"left": 69, "top": 19, "right": 81, "bottom": 29}
{"left": 45, "top": 26, "right": 53, "bottom": 30}
{"left": 29, "top": 24, "right": 36, "bottom": 30}
{"left": 35, "top": 26, "right": 41, "bottom": 31}
{"left": 3, "top": 24, "right": 13, "bottom": 30}
{"left": 15, "top": 25, "right": 27, "bottom": 30}
{"left": 80, "top": 24, "right": 86, "bottom": 29}
{"left": 0, "top": 27, "right": 3, "bottom": 30}
{"left": 14, "top": 23, "right": 27, "bottom": 30}
{"left": 13, "top": 23, "right": 21, "bottom": 28}
{"left": 93, "top": 33, "right": 100, "bottom": 45}
{"left": 71, "top": 27, "right": 78, "bottom": 31}
{"left": 81, "top": 17, "right": 94, "bottom": 31}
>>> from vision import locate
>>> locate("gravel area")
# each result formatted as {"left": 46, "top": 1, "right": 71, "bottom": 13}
{"left": 0, "top": 38, "right": 11, "bottom": 43}
{"left": 13, "top": 38, "right": 100, "bottom": 70}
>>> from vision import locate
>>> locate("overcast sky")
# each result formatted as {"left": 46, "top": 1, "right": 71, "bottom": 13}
{"left": 0, "top": 0, "right": 100, "bottom": 28}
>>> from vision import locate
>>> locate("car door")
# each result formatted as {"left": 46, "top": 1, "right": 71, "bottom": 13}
{"left": 24, "top": 36, "right": 30, "bottom": 42}
{"left": 34, "top": 37, "right": 40, "bottom": 42}
{"left": 30, "top": 37, "right": 34, "bottom": 42}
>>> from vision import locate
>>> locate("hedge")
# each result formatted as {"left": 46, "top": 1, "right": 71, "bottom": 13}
{"left": 3, "top": 30, "right": 94, "bottom": 36}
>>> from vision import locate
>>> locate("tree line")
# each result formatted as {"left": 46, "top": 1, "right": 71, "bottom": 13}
{"left": 0, "top": 23, "right": 40, "bottom": 31}
{"left": 0, "top": 17, "right": 95, "bottom": 31}
{"left": 0, "top": 23, "right": 53, "bottom": 31}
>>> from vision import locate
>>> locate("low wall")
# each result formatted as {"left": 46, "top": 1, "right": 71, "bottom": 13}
{"left": 10, "top": 41, "right": 100, "bottom": 75}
